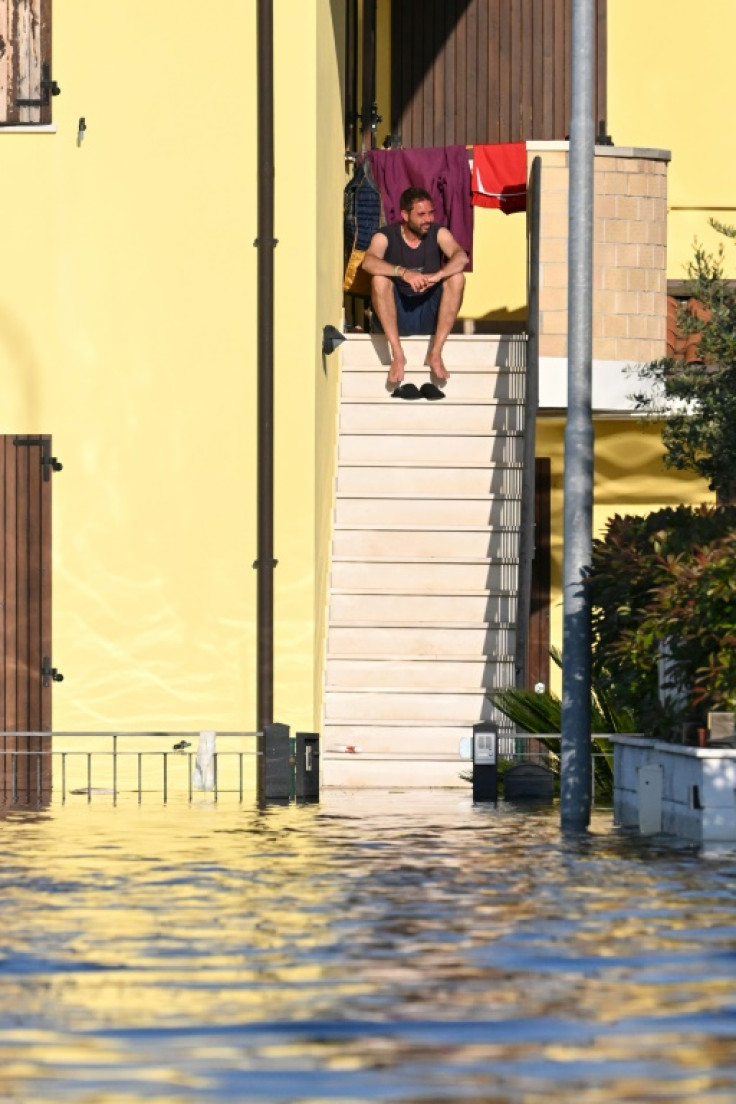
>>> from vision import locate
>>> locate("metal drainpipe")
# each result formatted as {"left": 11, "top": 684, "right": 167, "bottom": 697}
{"left": 256, "top": 0, "right": 276, "bottom": 730}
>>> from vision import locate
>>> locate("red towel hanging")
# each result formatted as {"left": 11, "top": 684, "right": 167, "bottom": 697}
{"left": 472, "top": 143, "right": 527, "bottom": 214}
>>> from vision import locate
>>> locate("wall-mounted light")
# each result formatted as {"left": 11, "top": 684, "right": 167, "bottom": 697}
{"left": 322, "top": 324, "right": 346, "bottom": 356}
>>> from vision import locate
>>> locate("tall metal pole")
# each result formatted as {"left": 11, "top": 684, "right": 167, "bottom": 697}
{"left": 256, "top": 0, "right": 275, "bottom": 730}
{"left": 561, "top": 0, "right": 595, "bottom": 830}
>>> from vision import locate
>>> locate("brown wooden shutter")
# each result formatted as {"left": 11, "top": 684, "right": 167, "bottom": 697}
{"left": 0, "top": 436, "right": 54, "bottom": 732}
{"left": 0, "top": 0, "right": 54, "bottom": 126}
{"left": 391, "top": 0, "right": 607, "bottom": 147}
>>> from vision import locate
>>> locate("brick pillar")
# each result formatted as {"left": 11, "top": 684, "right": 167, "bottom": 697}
{"left": 531, "top": 142, "right": 669, "bottom": 368}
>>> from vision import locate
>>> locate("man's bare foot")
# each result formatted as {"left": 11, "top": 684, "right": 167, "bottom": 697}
{"left": 387, "top": 350, "right": 406, "bottom": 387}
{"left": 425, "top": 350, "right": 450, "bottom": 381}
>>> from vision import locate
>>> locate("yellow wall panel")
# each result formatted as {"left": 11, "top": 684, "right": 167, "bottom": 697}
{"left": 535, "top": 418, "right": 715, "bottom": 696}
{"left": 608, "top": 0, "right": 736, "bottom": 277}
{"left": 0, "top": 1, "right": 344, "bottom": 733}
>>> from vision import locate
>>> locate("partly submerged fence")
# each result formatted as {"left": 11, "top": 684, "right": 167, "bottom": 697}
{"left": 0, "top": 729, "right": 613, "bottom": 807}
{"left": 0, "top": 727, "right": 320, "bottom": 808}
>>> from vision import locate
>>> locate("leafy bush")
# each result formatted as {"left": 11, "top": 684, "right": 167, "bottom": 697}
{"left": 632, "top": 220, "right": 736, "bottom": 503}
{"left": 587, "top": 504, "right": 736, "bottom": 735}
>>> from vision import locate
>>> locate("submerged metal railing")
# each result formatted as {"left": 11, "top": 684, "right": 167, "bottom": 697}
{"left": 500, "top": 732, "right": 614, "bottom": 803}
{"left": 0, "top": 728, "right": 320, "bottom": 808}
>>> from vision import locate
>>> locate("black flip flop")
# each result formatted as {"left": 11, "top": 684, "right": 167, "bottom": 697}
{"left": 391, "top": 383, "right": 422, "bottom": 400}
{"left": 420, "top": 382, "right": 446, "bottom": 400}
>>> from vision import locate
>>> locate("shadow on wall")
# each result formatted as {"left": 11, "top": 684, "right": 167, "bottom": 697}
{"left": 0, "top": 303, "right": 43, "bottom": 427}
{"left": 593, "top": 422, "right": 714, "bottom": 507}
{"left": 477, "top": 307, "right": 528, "bottom": 325}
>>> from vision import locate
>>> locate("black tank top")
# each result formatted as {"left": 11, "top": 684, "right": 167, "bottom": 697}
{"left": 380, "top": 223, "right": 443, "bottom": 295}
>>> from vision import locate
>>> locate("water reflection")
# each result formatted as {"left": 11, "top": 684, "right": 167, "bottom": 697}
{"left": 0, "top": 733, "right": 51, "bottom": 812}
{"left": 0, "top": 791, "right": 734, "bottom": 1102}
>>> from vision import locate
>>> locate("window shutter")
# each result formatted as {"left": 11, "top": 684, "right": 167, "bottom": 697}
{"left": 391, "top": 0, "right": 607, "bottom": 148}
{"left": 0, "top": 0, "right": 54, "bottom": 126}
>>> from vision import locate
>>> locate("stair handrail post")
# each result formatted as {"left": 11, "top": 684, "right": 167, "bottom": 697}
{"left": 561, "top": 0, "right": 595, "bottom": 831}
{"left": 516, "top": 156, "right": 542, "bottom": 690}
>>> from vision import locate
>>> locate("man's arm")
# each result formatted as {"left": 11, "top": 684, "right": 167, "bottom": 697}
{"left": 426, "top": 227, "right": 469, "bottom": 286}
{"left": 360, "top": 231, "right": 397, "bottom": 278}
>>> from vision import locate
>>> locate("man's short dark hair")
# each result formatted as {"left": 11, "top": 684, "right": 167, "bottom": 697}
{"left": 399, "top": 186, "right": 433, "bottom": 214}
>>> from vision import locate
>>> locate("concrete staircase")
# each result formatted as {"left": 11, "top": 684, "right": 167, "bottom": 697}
{"left": 322, "top": 333, "right": 527, "bottom": 787}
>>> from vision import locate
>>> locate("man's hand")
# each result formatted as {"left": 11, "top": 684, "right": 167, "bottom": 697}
{"left": 402, "top": 269, "right": 437, "bottom": 294}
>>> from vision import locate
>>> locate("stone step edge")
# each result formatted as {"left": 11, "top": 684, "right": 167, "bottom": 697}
{"left": 342, "top": 368, "right": 527, "bottom": 377}
{"left": 322, "top": 751, "right": 467, "bottom": 761}
{"left": 325, "top": 687, "right": 506, "bottom": 696}
{"left": 336, "top": 460, "right": 525, "bottom": 469}
{"left": 339, "top": 430, "right": 523, "bottom": 438}
{"left": 339, "top": 401, "right": 523, "bottom": 410}
{"left": 335, "top": 492, "right": 523, "bottom": 501}
{"left": 337, "top": 429, "right": 525, "bottom": 438}
{"left": 332, "top": 524, "right": 521, "bottom": 532}
{"left": 328, "top": 684, "right": 512, "bottom": 693}
{"left": 326, "top": 653, "right": 516, "bottom": 662}
{"left": 331, "top": 556, "right": 519, "bottom": 565}
{"left": 328, "top": 620, "right": 517, "bottom": 629}
{"left": 331, "top": 586, "right": 516, "bottom": 595}
{"left": 323, "top": 718, "right": 513, "bottom": 728}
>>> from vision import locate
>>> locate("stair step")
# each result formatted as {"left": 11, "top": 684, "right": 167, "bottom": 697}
{"left": 338, "top": 459, "right": 524, "bottom": 470}
{"left": 332, "top": 556, "right": 518, "bottom": 565}
{"left": 336, "top": 466, "right": 524, "bottom": 498}
{"left": 327, "top": 625, "right": 516, "bottom": 656}
{"left": 339, "top": 403, "right": 524, "bottom": 434}
{"left": 321, "top": 724, "right": 484, "bottom": 756}
{"left": 329, "top": 593, "right": 516, "bottom": 623}
{"left": 342, "top": 333, "right": 527, "bottom": 369}
{"left": 321, "top": 756, "right": 471, "bottom": 789}
{"left": 325, "top": 657, "right": 515, "bottom": 690}
{"left": 324, "top": 690, "right": 500, "bottom": 723}
{"left": 331, "top": 529, "right": 519, "bottom": 559}
{"left": 330, "top": 562, "right": 519, "bottom": 592}
{"left": 340, "top": 372, "right": 525, "bottom": 402}
{"left": 335, "top": 497, "right": 521, "bottom": 528}
{"left": 324, "top": 649, "right": 516, "bottom": 657}
{"left": 339, "top": 434, "right": 524, "bottom": 465}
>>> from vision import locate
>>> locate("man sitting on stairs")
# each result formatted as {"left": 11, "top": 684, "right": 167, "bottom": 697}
{"left": 360, "top": 186, "right": 469, "bottom": 391}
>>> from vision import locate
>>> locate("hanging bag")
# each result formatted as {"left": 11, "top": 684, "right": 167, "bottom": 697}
{"left": 343, "top": 157, "right": 383, "bottom": 296}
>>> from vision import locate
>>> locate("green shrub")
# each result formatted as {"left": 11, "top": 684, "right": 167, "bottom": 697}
{"left": 587, "top": 504, "right": 736, "bottom": 736}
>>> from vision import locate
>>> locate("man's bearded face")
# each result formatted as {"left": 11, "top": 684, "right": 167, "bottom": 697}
{"left": 404, "top": 200, "right": 435, "bottom": 239}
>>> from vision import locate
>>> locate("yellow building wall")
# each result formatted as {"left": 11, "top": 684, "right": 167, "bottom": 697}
{"left": 0, "top": 1, "right": 344, "bottom": 733}
{"left": 609, "top": 0, "right": 736, "bottom": 279}
{"left": 315, "top": 0, "right": 349, "bottom": 722}
{"left": 536, "top": 418, "right": 715, "bottom": 695}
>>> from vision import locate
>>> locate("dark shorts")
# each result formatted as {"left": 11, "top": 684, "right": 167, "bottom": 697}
{"left": 373, "top": 282, "right": 442, "bottom": 337}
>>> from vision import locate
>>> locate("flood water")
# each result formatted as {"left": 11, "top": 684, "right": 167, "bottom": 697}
{"left": 0, "top": 790, "right": 734, "bottom": 1103}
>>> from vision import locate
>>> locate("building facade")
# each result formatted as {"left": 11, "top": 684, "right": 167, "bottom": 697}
{"left": 0, "top": 0, "right": 727, "bottom": 737}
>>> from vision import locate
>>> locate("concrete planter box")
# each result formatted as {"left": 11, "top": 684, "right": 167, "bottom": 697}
{"left": 611, "top": 734, "right": 736, "bottom": 843}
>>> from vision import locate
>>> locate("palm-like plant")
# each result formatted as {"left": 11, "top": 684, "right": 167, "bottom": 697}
{"left": 487, "top": 650, "right": 637, "bottom": 799}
